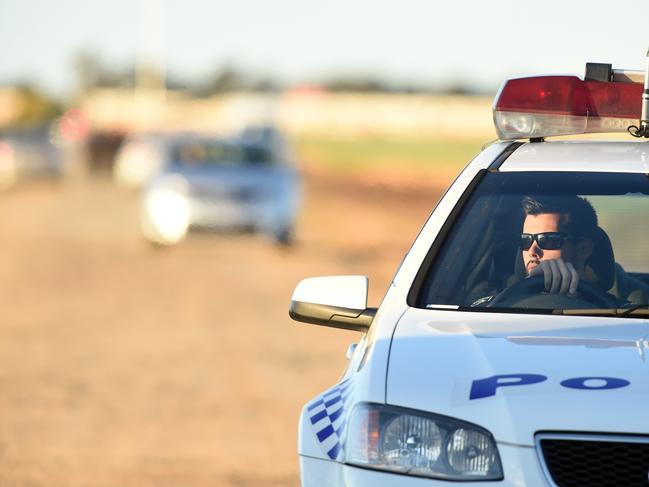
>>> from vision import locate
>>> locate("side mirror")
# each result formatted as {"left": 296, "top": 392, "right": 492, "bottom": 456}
{"left": 289, "top": 275, "right": 377, "bottom": 332}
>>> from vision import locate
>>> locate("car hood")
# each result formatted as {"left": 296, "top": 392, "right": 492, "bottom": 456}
{"left": 386, "top": 308, "right": 649, "bottom": 445}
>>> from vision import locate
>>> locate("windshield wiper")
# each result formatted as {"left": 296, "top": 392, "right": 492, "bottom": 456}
{"left": 619, "top": 304, "right": 649, "bottom": 317}
{"left": 556, "top": 307, "right": 649, "bottom": 317}
{"left": 427, "top": 305, "right": 649, "bottom": 317}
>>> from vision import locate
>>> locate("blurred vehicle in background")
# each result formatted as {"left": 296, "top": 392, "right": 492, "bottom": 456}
{"left": 0, "top": 125, "right": 63, "bottom": 191}
{"left": 238, "top": 124, "right": 295, "bottom": 161}
{"left": 84, "top": 130, "right": 125, "bottom": 176}
{"left": 113, "top": 132, "right": 168, "bottom": 189}
{"left": 115, "top": 126, "right": 294, "bottom": 191}
{"left": 140, "top": 134, "right": 300, "bottom": 246}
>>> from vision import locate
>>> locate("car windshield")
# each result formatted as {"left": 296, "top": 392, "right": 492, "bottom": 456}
{"left": 416, "top": 171, "right": 649, "bottom": 315}
{"left": 171, "top": 140, "right": 272, "bottom": 167}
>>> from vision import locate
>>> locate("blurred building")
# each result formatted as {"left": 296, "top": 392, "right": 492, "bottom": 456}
{"left": 78, "top": 88, "right": 496, "bottom": 139}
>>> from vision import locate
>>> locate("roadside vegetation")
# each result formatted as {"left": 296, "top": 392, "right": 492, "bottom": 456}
{"left": 293, "top": 134, "right": 489, "bottom": 176}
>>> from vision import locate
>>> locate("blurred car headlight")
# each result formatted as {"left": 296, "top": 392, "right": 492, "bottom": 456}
{"left": 346, "top": 404, "right": 503, "bottom": 481}
{"left": 144, "top": 188, "right": 190, "bottom": 243}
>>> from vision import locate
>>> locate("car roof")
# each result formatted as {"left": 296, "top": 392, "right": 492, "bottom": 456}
{"left": 500, "top": 140, "right": 649, "bottom": 173}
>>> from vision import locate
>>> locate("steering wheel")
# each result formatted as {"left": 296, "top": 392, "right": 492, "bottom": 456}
{"left": 487, "top": 275, "right": 619, "bottom": 308}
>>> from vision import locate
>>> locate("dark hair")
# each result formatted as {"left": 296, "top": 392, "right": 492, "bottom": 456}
{"left": 522, "top": 195, "right": 598, "bottom": 238}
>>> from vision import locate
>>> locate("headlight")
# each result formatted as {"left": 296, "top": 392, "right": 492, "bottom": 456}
{"left": 144, "top": 188, "right": 190, "bottom": 243}
{"left": 346, "top": 404, "right": 503, "bottom": 481}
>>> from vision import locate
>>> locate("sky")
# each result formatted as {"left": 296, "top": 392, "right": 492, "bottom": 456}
{"left": 0, "top": 0, "right": 648, "bottom": 100}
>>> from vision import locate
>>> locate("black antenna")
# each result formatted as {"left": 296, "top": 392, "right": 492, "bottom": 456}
{"left": 628, "top": 47, "right": 649, "bottom": 138}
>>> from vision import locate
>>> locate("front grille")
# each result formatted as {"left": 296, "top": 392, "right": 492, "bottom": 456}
{"left": 190, "top": 185, "right": 259, "bottom": 202}
{"left": 538, "top": 435, "right": 649, "bottom": 487}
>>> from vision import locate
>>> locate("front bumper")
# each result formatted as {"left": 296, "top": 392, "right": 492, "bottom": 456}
{"left": 141, "top": 194, "right": 295, "bottom": 244}
{"left": 187, "top": 195, "right": 294, "bottom": 232}
{"left": 300, "top": 442, "right": 551, "bottom": 486}
{"left": 188, "top": 198, "right": 261, "bottom": 228}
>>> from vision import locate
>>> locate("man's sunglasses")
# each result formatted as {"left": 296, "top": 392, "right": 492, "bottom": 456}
{"left": 520, "top": 232, "right": 580, "bottom": 251}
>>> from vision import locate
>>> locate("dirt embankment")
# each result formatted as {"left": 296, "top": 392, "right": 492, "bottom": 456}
{"left": 0, "top": 168, "right": 446, "bottom": 487}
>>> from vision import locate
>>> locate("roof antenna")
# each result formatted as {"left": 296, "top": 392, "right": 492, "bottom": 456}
{"left": 628, "top": 47, "right": 649, "bottom": 138}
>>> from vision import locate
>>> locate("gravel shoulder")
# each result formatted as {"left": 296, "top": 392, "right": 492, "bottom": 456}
{"left": 0, "top": 169, "right": 446, "bottom": 487}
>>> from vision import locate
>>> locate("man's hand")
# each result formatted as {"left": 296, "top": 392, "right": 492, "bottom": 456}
{"left": 527, "top": 258, "right": 579, "bottom": 294}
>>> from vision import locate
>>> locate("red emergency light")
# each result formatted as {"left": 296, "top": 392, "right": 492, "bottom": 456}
{"left": 493, "top": 75, "right": 643, "bottom": 139}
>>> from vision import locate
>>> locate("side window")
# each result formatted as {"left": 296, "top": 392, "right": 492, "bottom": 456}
{"left": 589, "top": 195, "right": 648, "bottom": 273}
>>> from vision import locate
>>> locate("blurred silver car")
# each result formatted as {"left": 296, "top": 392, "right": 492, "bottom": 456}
{"left": 115, "top": 126, "right": 294, "bottom": 191}
{"left": 0, "top": 125, "right": 63, "bottom": 190}
{"left": 140, "top": 136, "right": 300, "bottom": 245}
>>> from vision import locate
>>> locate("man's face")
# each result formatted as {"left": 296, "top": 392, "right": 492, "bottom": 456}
{"left": 522, "top": 213, "right": 577, "bottom": 275}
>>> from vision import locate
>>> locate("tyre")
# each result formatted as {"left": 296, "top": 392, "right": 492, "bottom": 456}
{"left": 273, "top": 226, "right": 294, "bottom": 247}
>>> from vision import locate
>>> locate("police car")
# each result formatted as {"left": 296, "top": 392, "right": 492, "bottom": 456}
{"left": 140, "top": 134, "right": 299, "bottom": 246}
{"left": 289, "top": 55, "right": 649, "bottom": 486}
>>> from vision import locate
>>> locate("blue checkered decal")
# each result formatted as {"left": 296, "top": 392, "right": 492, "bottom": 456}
{"left": 306, "top": 378, "right": 353, "bottom": 460}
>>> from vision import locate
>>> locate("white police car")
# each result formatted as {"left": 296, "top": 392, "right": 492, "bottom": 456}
{"left": 290, "top": 56, "right": 649, "bottom": 486}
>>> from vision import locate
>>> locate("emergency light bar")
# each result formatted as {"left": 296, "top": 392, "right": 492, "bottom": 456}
{"left": 493, "top": 54, "right": 649, "bottom": 140}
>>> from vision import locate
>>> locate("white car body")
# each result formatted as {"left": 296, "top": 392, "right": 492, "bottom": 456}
{"left": 294, "top": 140, "right": 649, "bottom": 486}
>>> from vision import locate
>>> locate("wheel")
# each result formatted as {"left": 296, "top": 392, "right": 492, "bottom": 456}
{"left": 487, "top": 275, "right": 619, "bottom": 309}
{"left": 273, "top": 226, "right": 294, "bottom": 247}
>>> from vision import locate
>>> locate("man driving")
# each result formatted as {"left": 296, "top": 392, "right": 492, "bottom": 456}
{"left": 468, "top": 195, "right": 600, "bottom": 307}
{"left": 466, "top": 193, "right": 649, "bottom": 307}
{"left": 521, "top": 195, "right": 596, "bottom": 295}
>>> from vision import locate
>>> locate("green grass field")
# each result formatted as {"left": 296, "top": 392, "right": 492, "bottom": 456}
{"left": 293, "top": 135, "right": 490, "bottom": 175}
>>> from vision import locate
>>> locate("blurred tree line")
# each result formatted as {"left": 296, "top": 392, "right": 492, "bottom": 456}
{"left": 17, "top": 86, "right": 62, "bottom": 123}
{"left": 74, "top": 51, "right": 486, "bottom": 97}
{"left": 0, "top": 85, "right": 62, "bottom": 129}
{"left": 0, "top": 52, "right": 487, "bottom": 130}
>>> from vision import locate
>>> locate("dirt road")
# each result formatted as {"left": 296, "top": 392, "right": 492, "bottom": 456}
{"left": 0, "top": 169, "right": 446, "bottom": 487}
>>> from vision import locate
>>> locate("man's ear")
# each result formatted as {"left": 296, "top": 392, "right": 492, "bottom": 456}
{"left": 577, "top": 238, "right": 594, "bottom": 261}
